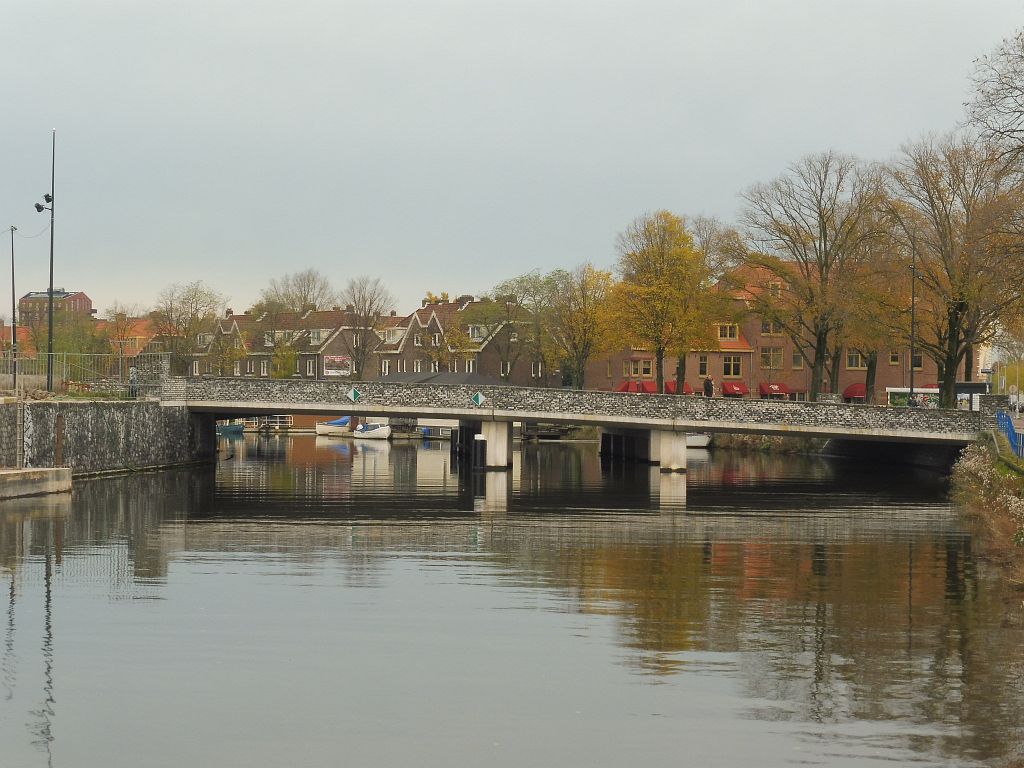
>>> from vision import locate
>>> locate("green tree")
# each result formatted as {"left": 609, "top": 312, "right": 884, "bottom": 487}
{"left": 606, "top": 210, "right": 714, "bottom": 392}
{"left": 271, "top": 345, "right": 297, "bottom": 378}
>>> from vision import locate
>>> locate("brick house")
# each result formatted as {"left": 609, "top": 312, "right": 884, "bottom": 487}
{"left": 587, "top": 267, "right": 940, "bottom": 404}
{"left": 18, "top": 289, "right": 95, "bottom": 326}
{"left": 375, "top": 296, "right": 560, "bottom": 387}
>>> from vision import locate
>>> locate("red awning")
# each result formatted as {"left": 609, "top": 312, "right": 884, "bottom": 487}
{"left": 758, "top": 382, "right": 790, "bottom": 397}
{"left": 664, "top": 381, "right": 694, "bottom": 395}
{"left": 721, "top": 381, "right": 749, "bottom": 397}
{"left": 843, "top": 382, "right": 867, "bottom": 399}
{"left": 616, "top": 380, "right": 658, "bottom": 394}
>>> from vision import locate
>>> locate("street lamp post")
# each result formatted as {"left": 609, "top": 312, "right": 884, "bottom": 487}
{"left": 8, "top": 225, "right": 16, "bottom": 390}
{"left": 909, "top": 249, "right": 917, "bottom": 406}
{"left": 34, "top": 130, "right": 55, "bottom": 391}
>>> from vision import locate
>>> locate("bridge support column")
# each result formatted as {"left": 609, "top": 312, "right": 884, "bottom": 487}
{"left": 481, "top": 421, "right": 513, "bottom": 470}
{"left": 650, "top": 430, "right": 687, "bottom": 472}
{"left": 474, "top": 471, "right": 511, "bottom": 514}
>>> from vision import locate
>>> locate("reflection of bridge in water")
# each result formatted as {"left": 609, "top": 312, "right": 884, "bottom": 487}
{"left": 163, "top": 377, "right": 997, "bottom": 472}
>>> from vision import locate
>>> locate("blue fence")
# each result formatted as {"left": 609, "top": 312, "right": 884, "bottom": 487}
{"left": 996, "top": 411, "right": 1024, "bottom": 458}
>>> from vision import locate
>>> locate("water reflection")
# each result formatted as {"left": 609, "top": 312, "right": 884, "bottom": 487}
{"left": 0, "top": 436, "right": 1021, "bottom": 767}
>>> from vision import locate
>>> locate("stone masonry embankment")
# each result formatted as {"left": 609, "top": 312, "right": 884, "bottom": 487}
{"left": 1, "top": 400, "right": 214, "bottom": 476}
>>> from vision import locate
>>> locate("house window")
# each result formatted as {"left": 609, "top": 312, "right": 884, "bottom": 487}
{"left": 889, "top": 350, "right": 900, "bottom": 366}
{"left": 466, "top": 358, "right": 475, "bottom": 373}
{"left": 233, "top": 361, "right": 240, "bottom": 376}
{"left": 792, "top": 350, "right": 804, "bottom": 369}
{"left": 432, "top": 333, "right": 441, "bottom": 347}
{"left": 768, "top": 282, "right": 782, "bottom": 298}
{"left": 846, "top": 349, "right": 867, "bottom": 370}
{"left": 353, "top": 333, "right": 360, "bottom": 348}
{"left": 260, "top": 360, "right": 268, "bottom": 377}
{"left": 698, "top": 355, "right": 708, "bottom": 377}
{"left": 718, "top": 324, "right": 738, "bottom": 340}
{"left": 723, "top": 355, "right": 741, "bottom": 377}
{"left": 397, "top": 359, "right": 405, "bottom": 373}
{"left": 310, "top": 329, "right": 321, "bottom": 344}
{"left": 606, "top": 361, "right": 612, "bottom": 378}
{"left": 386, "top": 328, "right": 403, "bottom": 343}
{"left": 197, "top": 333, "right": 212, "bottom": 346}
{"left": 501, "top": 361, "right": 511, "bottom": 376}
{"left": 641, "top": 360, "right": 653, "bottom": 377}
{"left": 623, "top": 360, "right": 642, "bottom": 377}
{"left": 760, "top": 346, "right": 783, "bottom": 370}
{"left": 911, "top": 352, "right": 923, "bottom": 370}
{"left": 414, "top": 359, "right": 422, "bottom": 373}
{"left": 381, "top": 359, "right": 391, "bottom": 376}
{"left": 263, "top": 332, "right": 273, "bottom": 346}
{"left": 449, "top": 359, "right": 457, "bottom": 373}
{"left": 510, "top": 332, "right": 519, "bottom": 343}
{"left": 246, "top": 359, "right": 255, "bottom": 374}
{"left": 469, "top": 325, "right": 485, "bottom": 340}
{"left": 283, "top": 330, "right": 293, "bottom": 342}
{"left": 414, "top": 334, "right": 422, "bottom": 346}
{"left": 430, "top": 360, "right": 439, "bottom": 373}
{"left": 306, "top": 359, "right": 316, "bottom": 377}
{"left": 532, "top": 361, "right": 543, "bottom": 378}
{"left": 295, "top": 359, "right": 300, "bottom": 374}
{"left": 760, "top": 319, "right": 783, "bottom": 336}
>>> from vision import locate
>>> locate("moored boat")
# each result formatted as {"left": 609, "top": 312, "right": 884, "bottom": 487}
{"left": 353, "top": 423, "right": 392, "bottom": 440}
{"left": 315, "top": 416, "right": 352, "bottom": 437}
{"left": 216, "top": 420, "right": 245, "bottom": 437}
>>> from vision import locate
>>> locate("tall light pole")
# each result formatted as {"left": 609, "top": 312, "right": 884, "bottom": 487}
{"left": 34, "top": 129, "right": 55, "bottom": 391}
{"left": 909, "top": 248, "right": 917, "bottom": 406}
{"left": 8, "top": 225, "right": 16, "bottom": 390}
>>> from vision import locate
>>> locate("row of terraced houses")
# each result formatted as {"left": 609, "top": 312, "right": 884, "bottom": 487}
{"left": 4, "top": 271, "right": 951, "bottom": 403}
{"left": 185, "top": 272, "right": 945, "bottom": 404}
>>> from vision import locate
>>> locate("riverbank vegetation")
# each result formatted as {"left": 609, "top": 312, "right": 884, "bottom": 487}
{"left": 952, "top": 438, "right": 1024, "bottom": 584}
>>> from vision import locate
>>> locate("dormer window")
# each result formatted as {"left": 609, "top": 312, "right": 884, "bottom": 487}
{"left": 718, "top": 324, "right": 738, "bottom": 340}
{"left": 469, "top": 325, "right": 485, "bottom": 340}
{"left": 310, "top": 329, "right": 321, "bottom": 344}
{"left": 264, "top": 331, "right": 273, "bottom": 346}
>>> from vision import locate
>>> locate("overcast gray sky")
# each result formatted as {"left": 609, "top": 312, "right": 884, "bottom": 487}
{"left": 2, "top": 0, "right": 1022, "bottom": 318}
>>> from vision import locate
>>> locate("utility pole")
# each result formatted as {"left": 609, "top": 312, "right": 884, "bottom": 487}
{"left": 8, "top": 226, "right": 16, "bottom": 390}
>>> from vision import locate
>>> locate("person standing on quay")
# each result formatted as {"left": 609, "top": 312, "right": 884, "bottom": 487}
{"left": 128, "top": 366, "right": 139, "bottom": 399}
{"left": 703, "top": 377, "right": 714, "bottom": 397}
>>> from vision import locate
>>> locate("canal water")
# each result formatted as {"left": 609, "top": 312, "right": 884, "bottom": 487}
{"left": 1, "top": 436, "right": 1022, "bottom": 767}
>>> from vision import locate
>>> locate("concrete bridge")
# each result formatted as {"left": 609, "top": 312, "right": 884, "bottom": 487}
{"left": 160, "top": 377, "right": 997, "bottom": 472}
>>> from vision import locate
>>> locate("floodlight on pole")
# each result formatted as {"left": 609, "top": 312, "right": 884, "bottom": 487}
{"left": 33, "top": 130, "right": 56, "bottom": 391}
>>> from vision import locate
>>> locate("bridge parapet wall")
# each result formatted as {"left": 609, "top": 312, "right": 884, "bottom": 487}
{"left": 168, "top": 377, "right": 984, "bottom": 440}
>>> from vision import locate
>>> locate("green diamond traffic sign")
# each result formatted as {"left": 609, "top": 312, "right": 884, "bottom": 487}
{"left": 347, "top": 387, "right": 362, "bottom": 403}
{"left": 471, "top": 391, "right": 486, "bottom": 407}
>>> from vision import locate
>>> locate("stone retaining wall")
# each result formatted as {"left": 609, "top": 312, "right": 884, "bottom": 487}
{"left": 170, "top": 377, "right": 1002, "bottom": 440}
{"left": 1, "top": 400, "right": 214, "bottom": 475}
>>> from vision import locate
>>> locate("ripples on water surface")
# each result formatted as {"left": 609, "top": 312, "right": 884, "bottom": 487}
{"left": 1, "top": 435, "right": 1022, "bottom": 767}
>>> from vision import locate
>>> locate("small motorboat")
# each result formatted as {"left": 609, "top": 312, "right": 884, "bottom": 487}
{"left": 216, "top": 420, "right": 245, "bottom": 437}
{"left": 353, "top": 422, "right": 392, "bottom": 440}
{"left": 315, "top": 416, "right": 351, "bottom": 437}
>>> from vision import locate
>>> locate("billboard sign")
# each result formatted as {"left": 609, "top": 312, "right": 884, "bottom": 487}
{"left": 323, "top": 355, "right": 353, "bottom": 377}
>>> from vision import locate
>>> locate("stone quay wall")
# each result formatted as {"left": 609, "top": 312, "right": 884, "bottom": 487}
{"left": 1, "top": 400, "right": 215, "bottom": 475}
{"left": 170, "top": 377, "right": 1003, "bottom": 441}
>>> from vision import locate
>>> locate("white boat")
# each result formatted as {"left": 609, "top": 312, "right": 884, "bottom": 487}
{"left": 353, "top": 423, "right": 392, "bottom": 440}
{"left": 315, "top": 416, "right": 352, "bottom": 437}
{"left": 686, "top": 433, "right": 711, "bottom": 448}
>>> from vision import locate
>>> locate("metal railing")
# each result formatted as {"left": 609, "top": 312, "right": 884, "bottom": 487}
{"left": 996, "top": 411, "right": 1024, "bottom": 458}
{"left": 0, "top": 352, "right": 171, "bottom": 398}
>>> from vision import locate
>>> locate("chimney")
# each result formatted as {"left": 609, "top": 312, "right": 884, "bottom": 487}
{"left": 390, "top": 310, "right": 396, "bottom": 316}
{"left": 225, "top": 308, "right": 233, "bottom": 317}
{"left": 421, "top": 298, "right": 429, "bottom": 307}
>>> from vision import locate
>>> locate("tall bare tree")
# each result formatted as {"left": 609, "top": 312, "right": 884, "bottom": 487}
{"left": 337, "top": 275, "right": 394, "bottom": 378}
{"left": 883, "top": 134, "right": 1024, "bottom": 407}
{"left": 258, "top": 269, "right": 339, "bottom": 313}
{"left": 969, "top": 31, "right": 1024, "bottom": 160}
{"left": 150, "top": 281, "right": 226, "bottom": 374}
{"left": 740, "top": 152, "right": 883, "bottom": 399}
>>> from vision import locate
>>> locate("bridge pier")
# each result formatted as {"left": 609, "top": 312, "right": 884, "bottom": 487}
{"left": 601, "top": 428, "right": 687, "bottom": 472}
{"left": 651, "top": 467, "right": 687, "bottom": 509}
{"left": 481, "top": 421, "right": 513, "bottom": 470}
